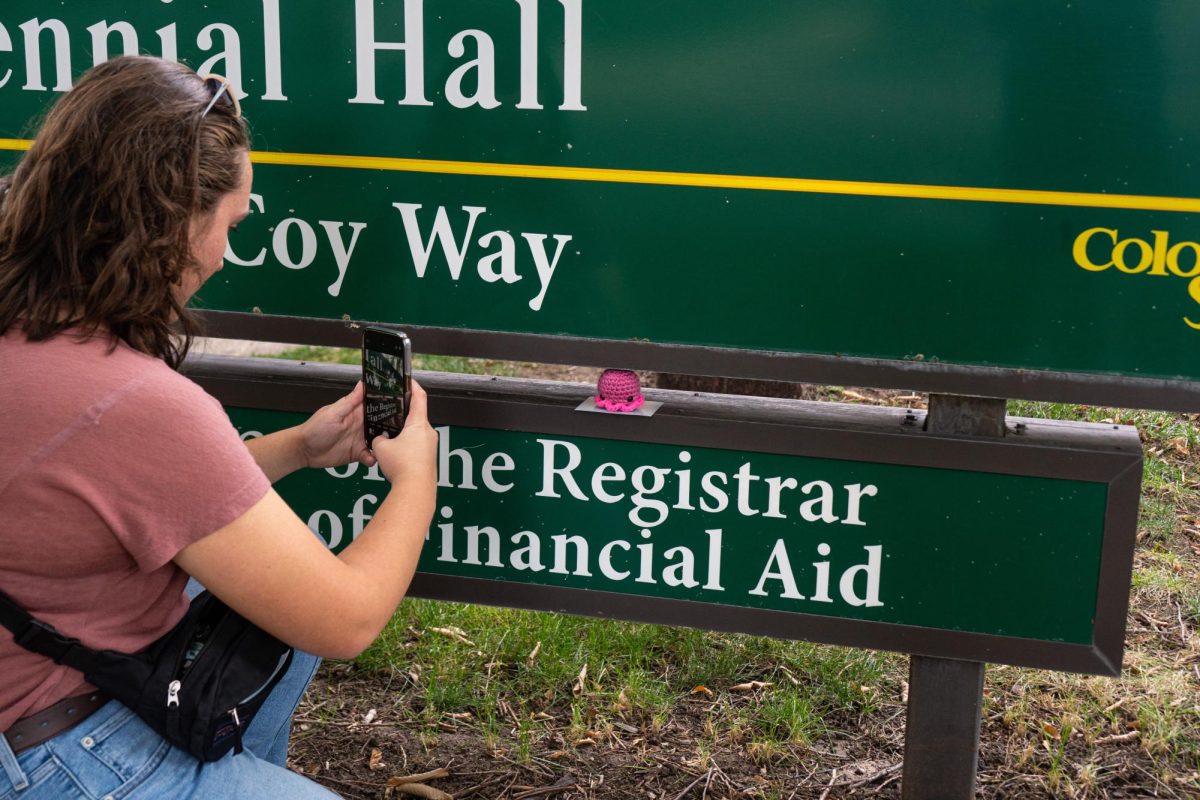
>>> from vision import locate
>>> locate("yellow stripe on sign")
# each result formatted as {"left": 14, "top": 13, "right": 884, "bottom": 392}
{"left": 3, "top": 137, "right": 1199, "bottom": 213}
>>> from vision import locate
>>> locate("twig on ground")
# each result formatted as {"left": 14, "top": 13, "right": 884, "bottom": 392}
{"left": 843, "top": 763, "right": 902, "bottom": 788}
{"left": 817, "top": 768, "right": 837, "bottom": 800}
{"left": 513, "top": 777, "right": 578, "bottom": 799}
{"left": 668, "top": 769, "right": 712, "bottom": 800}
{"left": 455, "top": 773, "right": 506, "bottom": 798}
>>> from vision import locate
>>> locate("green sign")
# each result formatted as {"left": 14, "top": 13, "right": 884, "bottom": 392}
{"left": 231, "top": 406, "right": 1111, "bottom": 646}
{"left": 2, "top": 3, "right": 1199, "bottom": 384}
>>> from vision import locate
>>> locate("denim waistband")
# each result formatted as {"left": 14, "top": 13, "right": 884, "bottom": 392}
{"left": 0, "top": 698, "right": 126, "bottom": 796}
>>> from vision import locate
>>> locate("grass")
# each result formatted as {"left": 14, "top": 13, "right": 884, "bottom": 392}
{"left": 268, "top": 344, "right": 520, "bottom": 376}
{"left": 353, "top": 600, "right": 890, "bottom": 755}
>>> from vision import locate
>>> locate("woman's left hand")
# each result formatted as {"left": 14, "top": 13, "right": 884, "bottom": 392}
{"left": 299, "top": 381, "right": 377, "bottom": 469}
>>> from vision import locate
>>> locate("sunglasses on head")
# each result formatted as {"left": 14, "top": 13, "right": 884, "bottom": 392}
{"left": 199, "top": 74, "right": 241, "bottom": 119}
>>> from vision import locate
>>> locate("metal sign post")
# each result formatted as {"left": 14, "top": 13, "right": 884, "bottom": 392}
{"left": 901, "top": 395, "right": 1006, "bottom": 799}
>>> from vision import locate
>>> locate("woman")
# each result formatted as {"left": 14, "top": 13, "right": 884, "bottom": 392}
{"left": 0, "top": 56, "right": 437, "bottom": 799}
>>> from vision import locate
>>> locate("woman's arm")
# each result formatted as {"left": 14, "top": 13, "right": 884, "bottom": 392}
{"left": 244, "top": 381, "right": 378, "bottom": 483}
{"left": 176, "top": 382, "right": 437, "bottom": 659}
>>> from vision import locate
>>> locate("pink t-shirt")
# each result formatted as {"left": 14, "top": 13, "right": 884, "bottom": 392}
{"left": 0, "top": 328, "right": 271, "bottom": 731}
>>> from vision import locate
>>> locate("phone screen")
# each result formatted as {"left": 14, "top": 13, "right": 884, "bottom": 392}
{"left": 362, "top": 328, "right": 411, "bottom": 446}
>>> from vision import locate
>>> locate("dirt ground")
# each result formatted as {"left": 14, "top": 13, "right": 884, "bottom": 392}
{"left": 287, "top": 663, "right": 1165, "bottom": 800}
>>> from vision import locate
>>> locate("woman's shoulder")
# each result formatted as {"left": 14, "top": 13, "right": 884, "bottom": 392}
{"left": 0, "top": 328, "right": 222, "bottom": 433}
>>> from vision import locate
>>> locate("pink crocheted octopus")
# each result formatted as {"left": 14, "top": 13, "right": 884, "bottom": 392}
{"left": 595, "top": 369, "right": 644, "bottom": 412}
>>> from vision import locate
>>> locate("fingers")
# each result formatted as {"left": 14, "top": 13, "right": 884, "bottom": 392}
{"left": 404, "top": 380, "right": 430, "bottom": 429}
{"left": 359, "top": 446, "right": 378, "bottom": 467}
{"left": 337, "top": 381, "right": 365, "bottom": 419}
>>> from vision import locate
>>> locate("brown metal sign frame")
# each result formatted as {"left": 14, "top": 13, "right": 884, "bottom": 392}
{"left": 187, "top": 352, "right": 1143, "bottom": 676}
{"left": 198, "top": 311, "right": 1200, "bottom": 413}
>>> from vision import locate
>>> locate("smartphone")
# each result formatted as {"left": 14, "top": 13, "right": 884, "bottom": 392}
{"left": 362, "top": 327, "right": 412, "bottom": 447}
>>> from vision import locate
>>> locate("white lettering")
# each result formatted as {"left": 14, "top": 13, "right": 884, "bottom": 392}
{"left": 514, "top": 0, "right": 540, "bottom": 109}
{"left": 0, "top": 23, "right": 12, "bottom": 89}
{"left": 20, "top": 19, "right": 72, "bottom": 92}
{"left": 842, "top": 483, "right": 878, "bottom": 526}
{"left": 522, "top": 233, "right": 571, "bottom": 311}
{"left": 261, "top": 0, "right": 287, "bottom": 101}
{"left": 661, "top": 546, "right": 698, "bottom": 588}
{"left": 318, "top": 220, "right": 368, "bottom": 297}
{"left": 476, "top": 230, "right": 519, "bottom": 284}
{"left": 799, "top": 480, "right": 839, "bottom": 524}
{"left": 393, "top": 203, "right": 486, "bottom": 280}
{"left": 550, "top": 534, "right": 591, "bottom": 576}
{"left": 510, "top": 530, "right": 545, "bottom": 572}
{"left": 225, "top": 194, "right": 267, "bottom": 266}
{"left": 351, "top": 0, "right": 431, "bottom": 106}
{"left": 196, "top": 24, "right": 245, "bottom": 99}
{"left": 839, "top": 546, "right": 884, "bottom": 607}
{"left": 598, "top": 539, "right": 631, "bottom": 581}
{"left": 87, "top": 21, "right": 138, "bottom": 66}
{"left": 558, "top": 0, "right": 586, "bottom": 110}
{"left": 749, "top": 540, "right": 805, "bottom": 599}
{"left": 464, "top": 525, "right": 504, "bottom": 567}
{"left": 536, "top": 439, "right": 589, "bottom": 501}
{"left": 437, "top": 425, "right": 478, "bottom": 490}
{"left": 481, "top": 451, "right": 515, "bottom": 493}
{"left": 273, "top": 218, "right": 318, "bottom": 270}
{"left": 703, "top": 529, "right": 725, "bottom": 591}
{"left": 446, "top": 30, "right": 499, "bottom": 109}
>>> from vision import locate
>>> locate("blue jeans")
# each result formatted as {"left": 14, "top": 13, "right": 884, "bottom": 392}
{"left": 0, "top": 584, "right": 331, "bottom": 799}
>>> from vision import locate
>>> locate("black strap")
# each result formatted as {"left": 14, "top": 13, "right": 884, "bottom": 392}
{"left": 0, "top": 590, "right": 99, "bottom": 673}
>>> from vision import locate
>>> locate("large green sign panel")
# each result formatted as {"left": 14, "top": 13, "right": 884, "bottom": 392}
{"left": 231, "top": 407, "right": 1110, "bottom": 647}
{"left": 3, "top": 2, "right": 1199, "bottom": 382}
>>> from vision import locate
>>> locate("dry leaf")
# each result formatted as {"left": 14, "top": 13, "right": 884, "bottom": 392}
{"left": 387, "top": 769, "right": 451, "bottom": 787}
{"left": 573, "top": 664, "right": 588, "bottom": 695}
{"left": 1096, "top": 730, "right": 1140, "bottom": 745}
{"left": 527, "top": 641, "right": 542, "bottom": 667}
{"left": 691, "top": 685, "right": 714, "bottom": 698}
{"left": 1042, "top": 723, "right": 1061, "bottom": 739}
{"left": 447, "top": 712, "right": 473, "bottom": 721}
{"left": 531, "top": 712, "right": 553, "bottom": 721}
{"left": 730, "top": 681, "right": 773, "bottom": 692}
{"left": 391, "top": 785, "right": 452, "bottom": 800}
{"left": 369, "top": 749, "right": 385, "bottom": 771}
{"left": 548, "top": 750, "right": 569, "bottom": 759}
{"left": 573, "top": 738, "right": 596, "bottom": 747}
{"left": 431, "top": 626, "right": 476, "bottom": 646}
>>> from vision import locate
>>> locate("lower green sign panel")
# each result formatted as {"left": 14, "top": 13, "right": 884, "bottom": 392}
{"left": 230, "top": 408, "right": 1108, "bottom": 646}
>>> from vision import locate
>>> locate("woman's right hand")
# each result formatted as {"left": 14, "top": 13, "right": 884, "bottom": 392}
{"left": 178, "top": 377, "right": 440, "bottom": 659}
{"left": 370, "top": 379, "right": 437, "bottom": 485}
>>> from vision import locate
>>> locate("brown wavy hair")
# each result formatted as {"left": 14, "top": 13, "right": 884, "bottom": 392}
{"left": 0, "top": 56, "right": 249, "bottom": 368}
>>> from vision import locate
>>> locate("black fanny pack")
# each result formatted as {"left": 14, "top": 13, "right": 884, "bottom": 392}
{"left": 0, "top": 589, "right": 293, "bottom": 762}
